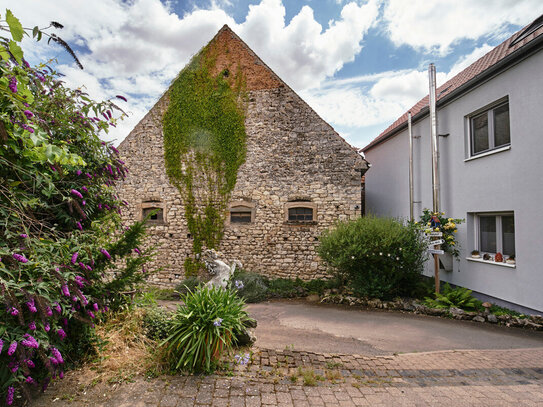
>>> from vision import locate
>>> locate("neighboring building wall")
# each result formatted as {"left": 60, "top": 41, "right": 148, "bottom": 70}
{"left": 118, "top": 27, "right": 365, "bottom": 287}
{"left": 365, "top": 50, "right": 543, "bottom": 312}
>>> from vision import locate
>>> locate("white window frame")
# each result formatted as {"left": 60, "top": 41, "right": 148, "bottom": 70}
{"left": 467, "top": 97, "right": 510, "bottom": 158}
{"left": 473, "top": 212, "right": 515, "bottom": 256}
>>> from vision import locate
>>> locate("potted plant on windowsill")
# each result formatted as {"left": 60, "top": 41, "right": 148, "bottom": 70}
{"left": 471, "top": 250, "right": 481, "bottom": 258}
{"left": 506, "top": 255, "right": 516, "bottom": 265}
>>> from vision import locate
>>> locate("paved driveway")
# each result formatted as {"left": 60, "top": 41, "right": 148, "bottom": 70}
{"left": 248, "top": 300, "right": 543, "bottom": 355}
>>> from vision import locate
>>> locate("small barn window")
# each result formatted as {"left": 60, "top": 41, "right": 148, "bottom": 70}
{"left": 284, "top": 201, "right": 317, "bottom": 223}
{"left": 288, "top": 207, "right": 313, "bottom": 221}
{"left": 143, "top": 207, "right": 163, "bottom": 223}
{"left": 140, "top": 199, "right": 166, "bottom": 225}
{"left": 228, "top": 200, "right": 256, "bottom": 225}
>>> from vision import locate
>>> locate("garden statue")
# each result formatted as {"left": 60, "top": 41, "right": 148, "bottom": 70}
{"left": 204, "top": 249, "right": 242, "bottom": 289}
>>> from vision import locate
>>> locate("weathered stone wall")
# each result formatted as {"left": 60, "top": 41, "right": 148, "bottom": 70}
{"left": 117, "top": 26, "right": 366, "bottom": 286}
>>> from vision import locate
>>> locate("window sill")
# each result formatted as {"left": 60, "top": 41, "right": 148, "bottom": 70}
{"left": 466, "top": 257, "right": 516, "bottom": 268}
{"left": 284, "top": 221, "right": 318, "bottom": 226}
{"left": 464, "top": 145, "right": 510, "bottom": 162}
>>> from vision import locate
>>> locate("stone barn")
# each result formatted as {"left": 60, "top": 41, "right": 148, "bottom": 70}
{"left": 117, "top": 25, "right": 368, "bottom": 287}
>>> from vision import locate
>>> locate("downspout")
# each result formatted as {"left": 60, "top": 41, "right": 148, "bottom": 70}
{"left": 408, "top": 111, "right": 414, "bottom": 221}
{"left": 429, "top": 64, "right": 439, "bottom": 213}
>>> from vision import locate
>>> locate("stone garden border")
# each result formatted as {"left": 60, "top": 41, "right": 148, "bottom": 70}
{"left": 319, "top": 293, "right": 543, "bottom": 331}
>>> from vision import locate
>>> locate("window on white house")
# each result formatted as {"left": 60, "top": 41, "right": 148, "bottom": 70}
{"left": 470, "top": 101, "right": 510, "bottom": 156}
{"left": 476, "top": 213, "right": 515, "bottom": 256}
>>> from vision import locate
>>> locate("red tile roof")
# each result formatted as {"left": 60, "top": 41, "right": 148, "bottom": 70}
{"left": 362, "top": 15, "right": 543, "bottom": 152}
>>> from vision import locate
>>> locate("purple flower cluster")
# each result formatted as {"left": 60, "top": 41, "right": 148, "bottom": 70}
{"left": 234, "top": 280, "right": 244, "bottom": 290}
{"left": 70, "top": 189, "right": 83, "bottom": 199}
{"left": 75, "top": 275, "right": 87, "bottom": 288}
{"left": 76, "top": 221, "right": 83, "bottom": 230}
{"left": 21, "top": 334, "right": 39, "bottom": 349}
{"left": 8, "top": 341, "right": 17, "bottom": 355}
{"left": 20, "top": 233, "right": 28, "bottom": 238}
{"left": 46, "top": 306, "right": 53, "bottom": 317}
{"left": 8, "top": 76, "right": 17, "bottom": 93}
{"left": 6, "top": 386, "right": 15, "bottom": 405}
{"left": 26, "top": 359, "right": 35, "bottom": 368}
{"left": 71, "top": 251, "right": 78, "bottom": 264}
{"left": 23, "top": 110, "right": 34, "bottom": 119}
{"left": 13, "top": 253, "right": 28, "bottom": 263}
{"left": 57, "top": 328, "right": 67, "bottom": 340}
{"left": 51, "top": 347, "right": 64, "bottom": 364}
{"left": 29, "top": 321, "right": 36, "bottom": 331}
{"left": 27, "top": 299, "right": 37, "bottom": 313}
{"left": 100, "top": 248, "right": 111, "bottom": 260}
{"left": 213, "top": 318, "right": 223, "bottom": 327}
{"left": 9, "top": 307, "right": 19, "bottom": 316}
{"left": 0, "top": 339, "right": 3, "bottom": 353}
{"left": 234, "top": 353, "right": 251, "bottom": 365}
{"left": 61, "top": 284, "right": 70, "bottom": 297}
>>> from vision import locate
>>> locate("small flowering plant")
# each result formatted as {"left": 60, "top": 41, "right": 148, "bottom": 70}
{"left": 419, "top": 209, "right": 464, "bottom": 258}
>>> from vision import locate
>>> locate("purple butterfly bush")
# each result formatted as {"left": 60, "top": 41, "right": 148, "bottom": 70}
{"left": 76, "top": 221, "right": 83, "bottom": 230}
{"left": 46, "top": 306, "right": 53, "bottom": 316}
{"left": 0, "top": 339, "right": 3, "bottom": 354}
{"left": 7, "top": 341, "right": 17, "bottom": 355}
{"left": 26, "top": 359, "right": 35, "bottom": 368}
{"left": 93, "top": 303, "right": 99, "bottom": 311}
{"left": 57, "top": 328, "right": 67, "bottom": 340}
{"left": 76, "top": 169, "right": 82, "bottom": 176}
{"left": 19, "top": 233, "right": 28, "bottom": 238}
{"left": 61, "top": 284, "right": 70, "bottom": 297}
{"left": 8, "top": 76, "right": 17, "bottom": 93}
{"left": 13, "top": 253, "right": 28, "bottom": 263}
{"left": 9, "top": 307, "right": 19, "bottom": 316}
{"left": 70, "top": 189, "right": 83, "bottom": 199}
{"left": 21, "top": 334, "right": 39, "bottom": 349}
{"left": 71, "top": 252, "right": 78, "bottom": 264}
{"left": 6, "top": 386, "right": 15, "bottom": 405}
{"left": 51, "top": 347, "right": 64, "bottom": 364}
{"left": 29, "top": 321, "right": 36, "bottom": 331}
{"left": 81, "top": 186, "right": 88, "bottom": 192}
{"left": 100, "top": 248, "right": 111, "bottom": 260}
{"left": 27, "top": 299, "right": 37, "bottom": 313}
{"left": 116, "top": 95, "right": 127, "bottom": 102}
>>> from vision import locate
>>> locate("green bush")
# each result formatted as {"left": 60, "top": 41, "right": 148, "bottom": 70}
{"left": 0, "top": 12, "right": 152, "bottom": 404}
{"left": 143, "top": 307, "right": 173, "bottom": 340}
{"left": 318, "top": 216, "right": 427, "bottom": 300}
{"left": 175, "top": 276, "right": 202, "bottom": 296}
{"left": 162, "top": 286, "right": 252, "bottom": 373}
{"left": 231, "top": 270, "right": 269, "bottom": 303}
{"left": 423, "top": 283, "right": 482, "bottom": 311}
{"left": 268, "top": 278, "right": 307, "bottom": 298}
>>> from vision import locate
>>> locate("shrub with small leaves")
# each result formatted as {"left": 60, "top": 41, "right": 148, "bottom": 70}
{"left": 143, "top": 307, "right": 173, "bottom": 340}
{"left": 318, "top": 215, "right": 427, "bottom": 300}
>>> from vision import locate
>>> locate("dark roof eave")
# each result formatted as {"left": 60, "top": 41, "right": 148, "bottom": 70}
{"left": 362, "top": 32, "right": 543, "bottom": 153}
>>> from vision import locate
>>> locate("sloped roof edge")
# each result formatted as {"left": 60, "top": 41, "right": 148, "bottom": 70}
{"left": 362, "top": 15, "right": 543, "bottom": 153}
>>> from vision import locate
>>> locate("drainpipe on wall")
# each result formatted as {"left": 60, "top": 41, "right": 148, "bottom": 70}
{"left": 429, "top": 64, "right": 440, "bottom": 213}
{"left": 428, "top": 63, "right": 440, "bottom": 295}
{"left": 408, "top": 111, "right": 414, "bottom": 222}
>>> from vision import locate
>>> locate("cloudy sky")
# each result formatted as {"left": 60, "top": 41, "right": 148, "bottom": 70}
{"left": 4, "top": 0, "right": 542, "bottom": 148}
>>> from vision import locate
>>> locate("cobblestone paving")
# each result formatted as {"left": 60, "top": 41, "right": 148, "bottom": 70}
{"left": 32, "top": 348, "right": 543, "bottom": 406}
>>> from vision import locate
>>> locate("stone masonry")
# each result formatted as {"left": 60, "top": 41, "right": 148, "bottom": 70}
{"left": 117, "top": 26, "right": 368, "bottom": 287}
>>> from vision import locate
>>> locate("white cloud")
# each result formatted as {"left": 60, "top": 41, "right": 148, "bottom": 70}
{"left": 382, "top": 0, "right": 543, "bottom": 55}
{"left": 7, "top": 0, "right": 380, "bottom": 143}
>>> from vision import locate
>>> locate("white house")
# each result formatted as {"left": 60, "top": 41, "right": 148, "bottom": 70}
{"left": 362, "top": 15, "right": 543, "bottom": 313}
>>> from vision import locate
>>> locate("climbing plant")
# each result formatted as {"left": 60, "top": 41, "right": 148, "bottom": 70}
{"left": 163, "top": 45, "right": 247, "bottom": 274}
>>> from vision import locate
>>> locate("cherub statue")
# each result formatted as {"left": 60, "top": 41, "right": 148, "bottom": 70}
{"left": 203, "top": 249, "right": 242, "bottom": 289}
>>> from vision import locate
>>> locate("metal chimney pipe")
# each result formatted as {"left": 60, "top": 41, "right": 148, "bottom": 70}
{"left": 408, "top": 111, "right": 414, "bottom": 221}
{"left": 428, "top": 64, "right": 439, "bottom": 213}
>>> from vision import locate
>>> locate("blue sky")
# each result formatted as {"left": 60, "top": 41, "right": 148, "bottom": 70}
{"left": 4, "top": 0, "right": 543, "bottom": 148}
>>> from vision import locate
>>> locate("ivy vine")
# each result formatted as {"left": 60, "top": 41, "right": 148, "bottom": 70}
{"left": 163, "top": 46, "right": 247, "bottom": 274}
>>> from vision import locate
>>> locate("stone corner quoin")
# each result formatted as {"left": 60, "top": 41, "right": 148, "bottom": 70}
{"left": 116, "top": 25, "right": 369, "bottom": 287}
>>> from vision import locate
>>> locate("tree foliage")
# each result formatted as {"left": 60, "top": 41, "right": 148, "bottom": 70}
{"left": 0, "top": 10, "right": 151, "bottom": 405}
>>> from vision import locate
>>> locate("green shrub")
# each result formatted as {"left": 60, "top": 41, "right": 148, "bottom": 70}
{"left": 162, "top": 286, "right": 252, "bottom": 373}
{"left": 318, "top": 216, "right": 427, "bottom": 300}
{"left": 175, "top": 276, "right": 202, "bottom": 296}
{"left": 267, "top": 278, "right": 306, "bottom": 298}
{"left": 423, "top": 283, "right": 482, "bottom": 311}
{"left": 143, "top": 307, "right": 174, "bottom": 340}
{"left": 231, "top": 270, "right": 269, "bottom": 303}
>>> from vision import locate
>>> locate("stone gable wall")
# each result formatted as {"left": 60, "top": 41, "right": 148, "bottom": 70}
{"left": 118, "top": 85, "right": 364, "bottom": 286}
{"left": 117, "top": 27, "right": 366, "bottom": 286}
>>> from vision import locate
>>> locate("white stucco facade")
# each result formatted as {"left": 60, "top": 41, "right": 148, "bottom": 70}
{"left": 364, "top": 48, "right": 543, "bottom": 312}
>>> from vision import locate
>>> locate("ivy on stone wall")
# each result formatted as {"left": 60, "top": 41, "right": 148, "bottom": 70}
{"left": 163, "top": 46, "right": 247, "bottom": 274}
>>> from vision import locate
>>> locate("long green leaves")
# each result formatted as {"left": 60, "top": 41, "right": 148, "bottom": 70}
{"left": 162, "top": 285, "right": 252, "bottom": 373}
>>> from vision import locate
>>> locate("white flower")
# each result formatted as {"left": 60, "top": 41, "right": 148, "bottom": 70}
{"left": 379, "top": 252, "right": 383, "bottom": 256}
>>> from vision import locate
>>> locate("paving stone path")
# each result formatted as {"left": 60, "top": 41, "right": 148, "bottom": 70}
{"left": 32, "top": 347, "right": 543, "bottom": 406}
